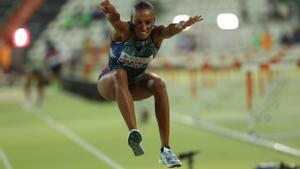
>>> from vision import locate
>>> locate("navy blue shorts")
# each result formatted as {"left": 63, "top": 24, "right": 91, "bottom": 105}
{"left": 98, "top": 66, "right": 111, "bottom": 80}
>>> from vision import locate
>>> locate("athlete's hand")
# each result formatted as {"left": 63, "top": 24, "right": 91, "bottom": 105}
{"left": 176, "top": 15, "right": 203, "bottom": 30}
{"left": 99, "top": 0, "right": 116, "bottom": 14}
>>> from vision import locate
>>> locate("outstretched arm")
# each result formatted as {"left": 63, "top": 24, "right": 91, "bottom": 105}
{"left": 99, "top": 0, "right": 128, "bottom": 37}
{"left": 157, "top": 16, "right": 203, "bottom": 39}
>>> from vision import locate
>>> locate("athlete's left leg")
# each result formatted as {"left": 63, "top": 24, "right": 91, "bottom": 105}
{"left": 130, "top": 73, "right": 182, "bottom": 167}
{"left": 129, "top": 73, "right": 169, "bottom": 147}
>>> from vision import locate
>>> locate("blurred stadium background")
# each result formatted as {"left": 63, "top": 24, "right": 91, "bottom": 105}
{"left": 1, "top": 0, "right": 300, "bottom": 169}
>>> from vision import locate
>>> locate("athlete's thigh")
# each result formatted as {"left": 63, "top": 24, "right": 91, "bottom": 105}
{"left": 97, "top": 70, "right": 117, "bottom": 101}
{"left": 129, "top": 73, "right": 160, "bottom": 101}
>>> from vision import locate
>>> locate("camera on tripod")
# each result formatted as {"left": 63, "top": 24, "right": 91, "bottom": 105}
{"left": 178, "top": 150, "right": 200, "bottom": 169}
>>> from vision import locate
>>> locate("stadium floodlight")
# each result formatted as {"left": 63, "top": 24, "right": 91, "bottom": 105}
{"left": 172, "top": 15, "right": 191, "bottom": 31}
{"left": 12, "top": 28, "right": 30, "bottom": 48}
{"left": 217, "top": 13, "right": 239, "bottom": 30}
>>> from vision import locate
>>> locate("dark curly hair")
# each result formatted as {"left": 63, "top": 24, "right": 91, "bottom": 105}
{"left": 133, "top": 1, "right": 154, "bottom": 13}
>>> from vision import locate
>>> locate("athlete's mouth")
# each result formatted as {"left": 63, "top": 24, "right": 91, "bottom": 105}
{"left": 141, "top": 31, "right": 148, "bottom": 36}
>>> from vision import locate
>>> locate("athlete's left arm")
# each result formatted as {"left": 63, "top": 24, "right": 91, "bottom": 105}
{"left": 157, "top": 15, "right": 203, "bottom": 39}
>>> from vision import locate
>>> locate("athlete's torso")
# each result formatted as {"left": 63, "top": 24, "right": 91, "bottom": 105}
{"left": 108, "top": 22, "right": 159, "bottom": 81}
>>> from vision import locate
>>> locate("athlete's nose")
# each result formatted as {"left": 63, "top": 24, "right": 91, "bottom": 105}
{"left": 141, "top": 22, "right": 150, "bottom": 30}
{"left": 141, "top": 24, "right": 147, "bottom": 31}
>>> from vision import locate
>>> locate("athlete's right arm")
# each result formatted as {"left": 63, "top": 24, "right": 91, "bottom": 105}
{"left": 99, "top": 0, "right": 129, "bottom": 37}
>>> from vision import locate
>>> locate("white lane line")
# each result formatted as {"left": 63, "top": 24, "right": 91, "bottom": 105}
{"left": 33, "top": 110, "right": 126, "bottom": 169}
{"left": 172, "top": 113, "right": 300, "bottom": 158}
{"left": 0, "top": 149, "right": 13, "bottom": 169}
{"left": 259, "top": 131, "right": 300, "bottom": 140}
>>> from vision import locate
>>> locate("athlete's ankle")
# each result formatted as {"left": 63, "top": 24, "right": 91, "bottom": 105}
{"left": 160, "top": 146, "right": 170, "bottom": 152}
{"left": 129, "top": 128, "right": 139, "bottom": 133}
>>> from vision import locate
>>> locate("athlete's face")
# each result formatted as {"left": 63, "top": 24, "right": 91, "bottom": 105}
{"left": 132, "top": 9, "right": 155, "bottom": 39}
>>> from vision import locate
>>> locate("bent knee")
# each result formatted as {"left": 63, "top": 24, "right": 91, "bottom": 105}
{"left": 151, "top": 77, "right": 166, "bottom": 92}
{"left": 114, "top": 69, "right": 128, "bottom": 86}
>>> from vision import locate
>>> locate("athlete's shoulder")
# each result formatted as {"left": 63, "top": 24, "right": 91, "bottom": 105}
{"left": 152, "top": 25, "right": 165, "bottom": 35}
{"left": 151, "top": 25, "right": 165, "bottom": 47}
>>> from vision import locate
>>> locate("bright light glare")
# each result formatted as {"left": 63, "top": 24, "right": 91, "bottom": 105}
{"left": 217, "top": 13, "right": 239, "bottom": 30}
{"left": 172, "top": 15, "right": 191, "bottom": 31}
{"left": 13, "top": 28, "right": 30, "bottom": 47}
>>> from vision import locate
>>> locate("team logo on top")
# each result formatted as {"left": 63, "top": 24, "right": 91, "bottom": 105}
{"left": 118, "top": 51, "right": 153, "bottom": 68}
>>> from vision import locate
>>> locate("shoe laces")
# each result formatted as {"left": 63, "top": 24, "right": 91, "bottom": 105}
{"left": 163, "top": 150, "right": 179, "bottom": 163}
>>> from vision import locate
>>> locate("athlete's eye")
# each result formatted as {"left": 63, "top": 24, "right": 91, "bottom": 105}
{"left": 145, "top": 21, "right": 152, "bottom": 25}
{"left": 136, "top": 20, "right": 143, "bottom": 25}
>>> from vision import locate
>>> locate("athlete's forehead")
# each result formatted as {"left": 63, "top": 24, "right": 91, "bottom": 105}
{"left": 133, "top": 9, "right": 154, "bottom": 17}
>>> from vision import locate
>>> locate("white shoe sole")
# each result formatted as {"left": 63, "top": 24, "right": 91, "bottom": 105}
{"left": 159, "top": 159, "right": 182, "bottom": 168}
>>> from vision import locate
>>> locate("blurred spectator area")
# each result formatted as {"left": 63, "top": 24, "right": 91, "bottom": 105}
{"left": 0, "top": 0, "right": 20, "bottom": 25}
{"left": 8, "top": 0, "right": 297, "bottom": 80}
{"left": 0, "top": 0, "right": 68, "bottom": 41}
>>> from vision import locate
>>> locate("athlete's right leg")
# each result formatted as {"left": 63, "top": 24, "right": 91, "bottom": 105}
{"left": 97, "top": 69, "right": 143, "bottom": 156}
{"left": 97, "top": 69, "right": 137, "bottom": 130}
{"left": 24, "top": 73, "right": 33, "bottom": 110}
{"left": 36, "top": 76, "right": 45, "bottom": 107}
{"left": 24, "top": 73, "right": 33, "bottom": 100}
